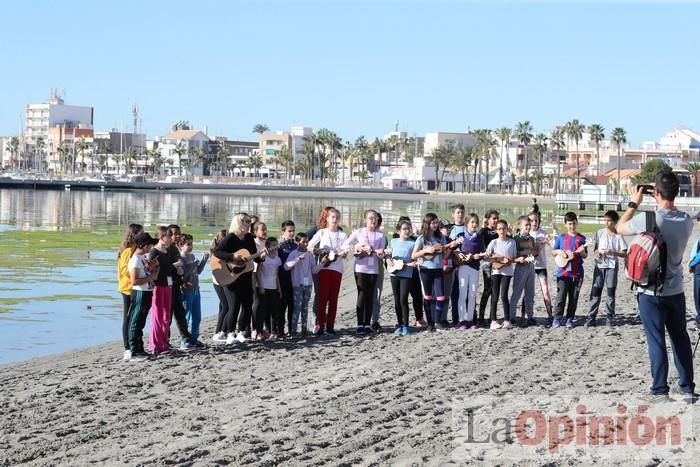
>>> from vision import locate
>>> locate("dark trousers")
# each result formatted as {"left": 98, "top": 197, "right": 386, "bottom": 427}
{"left": 554, "top": 277, "right": 583, "bottom": 320}
{"left": 411, "top": 268, "right": 423, "bottom": 321}
{"left": 259, "top": 289, "right": 282, "bottom": 335}
{"left": 280, "top": 278, "right": 295, "bottom": 334}
{"left": 450, "top": 270, "right": 460, "bottom": 323}
{"left": 127, "top": 290, "right": 152, "bottom": 352}
{"left": 121, "top": 292, "right": 131, "bottom": 350}
{"left": 419, "top": 268, "right": 444, "bottom": 324}
{"left": 171, "top": 285, "right": 191, "bottom": 340}
{"left": 638, "top": 293, "right": 695, "bottom": 395}
{"left": 479, "top": 269, "right": 493, "bottom": 320}
{"left": 490, "top": 274, "right": 511, "bottom": 322}
{"left": 223, "top": 275, "right": 254, "bottom": 333}
{"left": 355, "top": 272, "right": 378, "bottom": 326}
{"left": 694, "top": 269, "right": 700, "bottom": 324}
{"left": 391, "top": 275, "right": 412, "bottom": 326}
{"left": 213, "top": 283, "right": 227, "bottom": 334}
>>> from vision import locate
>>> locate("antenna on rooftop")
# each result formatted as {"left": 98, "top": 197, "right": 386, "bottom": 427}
{"left": 132, "top": 104, "right": 139, "bottom": 135}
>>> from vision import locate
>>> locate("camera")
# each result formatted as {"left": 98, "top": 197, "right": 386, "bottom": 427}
{"left": 637, "top": 184, "right": 654, "bottom": 195}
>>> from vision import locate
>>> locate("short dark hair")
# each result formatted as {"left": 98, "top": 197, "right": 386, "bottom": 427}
{"left": 265, "top": 237, "right": 278, "bottom": 248}
{"left": 655, "top": 170, "right": 679, "bottom": 201}
{"left": 604, "top": 210, "right": 620, "bottom": 222}
{"left": 294, "top": 232, "right": 308, "bottom": 242}
{"left": 281, "top": 220, "right": 295, "bottom": 230}
{"left": 167, "top": 224, "right": 180, "bottom": 235}
{"left": 451, "top": 203, "right": 465, "bottom": 212}
{"left": 179, "top": 233, "right": 193, "bottom": 246}
{"left": 485, "top": 209, "right": 500, "bottom": 219}
{"left": 564, "top": 212, "right": 578, "bottom": 223}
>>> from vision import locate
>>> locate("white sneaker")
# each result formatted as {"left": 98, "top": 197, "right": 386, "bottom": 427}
{"left": 225, "top": 332, "right": 236, "bottom": 345}
{"left": 212, "top": 332, "right": 227, "bottom": 343}
{"left": 235, "top": 332, "right": 247, "bottom": 343}
{"left": 123, "top": 350, "right": 131, "bottom": 361}
{"left": 179, "top": 341, "right": 192, "bottom": 351}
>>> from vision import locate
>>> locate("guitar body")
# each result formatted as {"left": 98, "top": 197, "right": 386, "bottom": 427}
{"left": 554, "top": 251, "right": 575, "bottom": 268}
{"left": 387, "top": 259, "right": 405, "bottom": 274}
{"left": 211, "top": 249, "right": 255, "bottom": 286}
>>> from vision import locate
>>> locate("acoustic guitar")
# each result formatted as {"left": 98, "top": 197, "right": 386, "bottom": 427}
{"left": 211, "top": 248, "right": 266, "bottom": 286}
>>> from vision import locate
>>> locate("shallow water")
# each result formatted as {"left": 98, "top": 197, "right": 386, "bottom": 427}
{"left": 0, "top": 188, "right": 558, "bottom": 364}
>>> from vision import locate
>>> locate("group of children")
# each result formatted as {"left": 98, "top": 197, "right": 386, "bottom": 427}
{"left": 117, "top": 203, "right": 630, "bottom": 360}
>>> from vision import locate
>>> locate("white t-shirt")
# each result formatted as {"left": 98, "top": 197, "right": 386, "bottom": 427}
{"left": 531, "top": 228, "right": 551, "bottom": 270}
{"left": 485, "top": 238, "right": 517, "bottom": 277}
{"left": 128, "top": 253, "right": 152, "bottom": 291}
{"left": 258, "top": 255, "right": 281, "bottom": 290}
{"left": 593, "top": 228, "right": 628, "bottom": 269}
{"left": 309, "top": 228, "right": 348, "bottom": 274}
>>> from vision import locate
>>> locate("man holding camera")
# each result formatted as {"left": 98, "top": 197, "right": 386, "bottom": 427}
{"left": 617, "top": 171, "right": 696, "bottom": 402}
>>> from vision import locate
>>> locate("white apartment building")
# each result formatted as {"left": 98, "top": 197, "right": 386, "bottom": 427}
{"left": 290, "top": 126, "right": 313, "bottom": 164}
{"left": 24, "top": 90, "right": 94, "bottom": 147}
{"left": 423, "top": 131, "right": 476, "bottom": 158}
{"left": 152, "top": 130, "right": 211, "bottom": 176}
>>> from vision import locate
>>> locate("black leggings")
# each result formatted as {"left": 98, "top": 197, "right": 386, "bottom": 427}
{"left": 411, "top": 268, "right": 423, "bottom": 321}
{"left": 391, "top": 276, "right": 412, "bottom": 326}
{"left": 223, "top": 273, "right": 254, "bottom": 333}
{"left": 490, "top": 274, "right": 512, "bottom": 322}
{"left": 259, "top": 289, "right": 281, "bottom": 335}
{"left": 479, "top": 269, "right": 492, "bottom": 320}
{"left": 355, "top": 272, "right": 378, "bottom": 326}
{"left": 213, "top": 284, "right": 227, "bottom": 334}
{"left": 121, "top": 292, "right": 131, "bottom": 350}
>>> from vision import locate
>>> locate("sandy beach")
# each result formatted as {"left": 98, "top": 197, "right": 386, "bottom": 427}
{"left": 2, "top": 242, "right": 699, "bottom": 466}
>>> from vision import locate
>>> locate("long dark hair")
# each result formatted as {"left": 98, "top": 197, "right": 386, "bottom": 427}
{"left": 420, "top": 213, "right": 441, "bottom": 243}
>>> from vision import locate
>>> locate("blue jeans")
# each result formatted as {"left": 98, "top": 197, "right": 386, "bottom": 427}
{"left": 292, "top": 285, "right": 312, "bottom": 333}
{"left": 638, "top": 293, "right": 695, "bottom": 395}
{"left": 693, "top": 269, "right": 700, "bottom": 324}
{"left": 183, "top": 288, "right": 201, "bottom": 343}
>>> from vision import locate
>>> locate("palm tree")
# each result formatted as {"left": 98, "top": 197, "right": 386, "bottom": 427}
{"left": 427, "top": 145, "right": 450, "bottom": 191}
{"left": 566, "top": 119, "right": 585, "bottom": 193}
{"left": 611, "top": 127, "right": 627, "bottom": 195}
{"left": 35, "top": 137, "right": 46, "bottom": 173}
{"left": 451, "top": 146, "right": 474, "bottom": 192}
{"left": 7, "top": 137, "right": 19, "bottom": 171}
{"left": 322, "top": 130, "right": 342, "bottom": 182}
{"left": 172, "top": 142, "right": 186, "bottom": 177}
{"left": 588, "top": 124, "right": 605, "bottom": 176}
{"left": 550, "top": 127, "right": 565, "bottom": 195}
{"left": 354, "top": 136, "right": 370, "bottom": 177}
{"left": 76, "top": 137, "right": 89, "bottom": 174}
{"left": 252, "top": 124, "right": 269, "bottom": 135}
{"left": 495, "top": 127, "right": 512, "bottom": 194}
{"left": 246, "top": 153, "right": 263, "bottom": 178}
{"left": 533, "top": 133, "right": 548, "bottom": 195}
{"left": 125, "top": 147, "right": 138, "bottom": 174}
{"left": 217, "top": 143, "right": 231, "bottom": 176}
{"left": 681, "top": 162, "right": 700, "bottom": 197}
{"left": 57, "top": 143, "right": 69, "bottom": 174}
{"left": 515, "top": 121, "right": 533, "bottom": 194}
{"left": 149, "top": 148, "right": 165, "bottom": 177}
{"left": 301, "top": 136, "right": 317, "bottom": 180}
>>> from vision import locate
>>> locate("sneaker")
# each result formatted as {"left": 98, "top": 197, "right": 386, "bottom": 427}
{"left": 584, "top": 318, "right": 596, "bottom": 328}
{"left": 356, "top": 326, "right": 366, "bottom": 335}
{"left": 551, "top": 319, "right": 561, "bottom": 329}
{"left": 527, "top": 318, "right": 537, "bottom": 326}
{"left": 490, "top": 321, "right": 502, "bottom": 330}
{"left": 394, "top": 326, "right": 403, "bottom": 335}
{"left": 123, "top": 349, "right": 131, "bottom": 361}
{"left": 212, "top": 332, "right": 227, "bottom": 343}
{"left": 428, "top": 323, "right": 436, "bottom": 332}
{"left": 313, "top": 325, "right": 324, "bottom": 336}
{"left": 179, "top": 341, "right": 192, "bottom": 351}
{"left": 189, "top": 340, "right": 207, "bottom": 350}
{"left": 672, "top": 387, "right": 699, "bottom": 404}
{"left": 267, "top": 333, "right": 277, "bottom": 341}
{"left": 606, "top": 319, "right": 614, "bottom": 328}
{"left": 371, "top": 322, "right": 382, "bottom": 333}
{"left": 502, "top": 320, "right": 513, "bottom": 330}
{"left": 414, "top": 319, "right": 427, "bottom": 327}
{"left": 643, "top": 393, "right": 670, "bottom": 403}
{"left": 401, "top": 326, "right": 409, "bottom": 336}
{"left": 469, "top": 321, "right": 480, "bottom": 330}
{"left": 129, "top": 351, "right": 149, "bottom": 362}
{"left": 565, "top": 319, "right": 574, "bottom": 329}
{"left": 225, "top": 332, "right": 236, "bottom": 345}
{"left": 235, "top": 332, "right": 247, "bottom": 343}
{"left": 326, "top": 327, "right": 336, "bottom": 336}
{"left": 458, "top": 321, "right": 468, "bottom": 330}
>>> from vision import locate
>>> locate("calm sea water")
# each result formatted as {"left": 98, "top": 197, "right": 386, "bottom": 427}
{"left": 0, "top": 188, "right": 554, "bottom": 364}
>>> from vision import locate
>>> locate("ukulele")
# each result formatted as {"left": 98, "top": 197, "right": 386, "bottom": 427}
{"left": 453, "top": 251, "right": 486, "bottom": 266}
{"left": 210, "top": 248, "right": 267, "bottom": 286}
{"left": 554, "top": 239, "right": 593, "bottom": 268}
{"left": 421, "top": 236, "right": 464, "bottom": 261}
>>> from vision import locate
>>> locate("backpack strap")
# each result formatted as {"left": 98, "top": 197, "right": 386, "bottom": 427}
{"left": 645, "top": 210, "right": 658, "bottom": 233}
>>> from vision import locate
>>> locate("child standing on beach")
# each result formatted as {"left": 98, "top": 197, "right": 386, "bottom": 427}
{"left": 257, "top": 237, "right": 283, "bottom": 340}
{"left": 586, "top": 210, "right": 627, "bottom": 328}
{"left": 179, "top": 234, "right": 210, "bottom": 348}
{"left": 118, "top": 223, "right": 143, "bottom": 361}
{"left": 455, "top": 213, "right": 484, "bottom": 329}
{"left": 284, "top": 233, "right": 318, "bottom": 336}
{"left": 148, "top": 226, "right": 180, "bottom": 354}
{"left": 528, "top": 213, "right": 553, "bottom": 321}
{"left": 509, "top": 215, "right": 537, "bottom": 326}
{"left": 126, "top": 231, "right": 159, "bottom": 361}
{"left": 552, "top": 212, "right": 588, "bottom": 329}
{"left": 211, "top": 229, "right": 230, "bottom": 344}
{"left": 388, "top": 220, "right": 417, "bottom": 336}
{"left": 484, "top": 219, "right": 516, "bottom": 329}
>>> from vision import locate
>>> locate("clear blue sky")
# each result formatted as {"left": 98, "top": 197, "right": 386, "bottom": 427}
{"left": 1, "top": 0, "right": 698, "bottom": 146}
